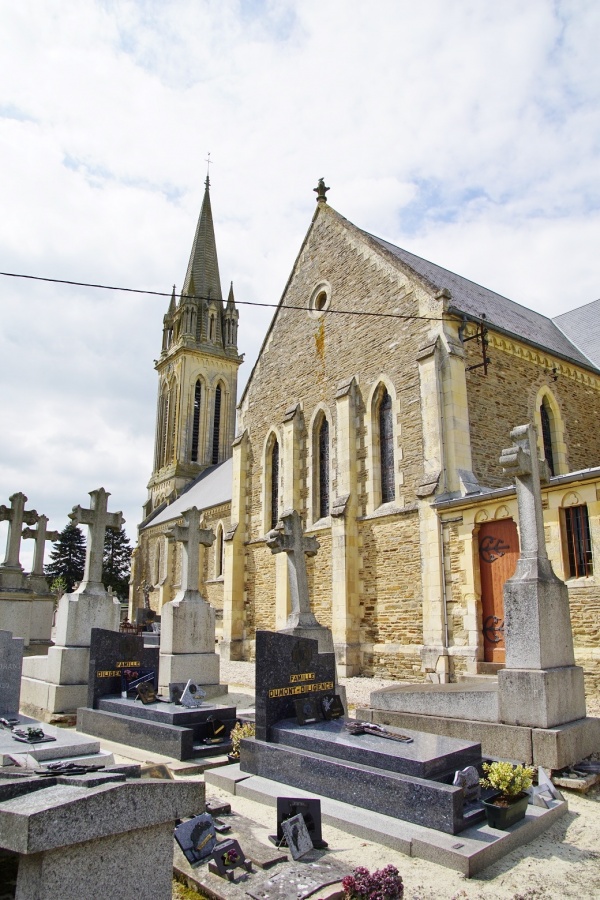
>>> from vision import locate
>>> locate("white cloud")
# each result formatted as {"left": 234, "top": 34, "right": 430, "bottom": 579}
{"left": 0, "top": 0, "right": 599, "bottom": 568}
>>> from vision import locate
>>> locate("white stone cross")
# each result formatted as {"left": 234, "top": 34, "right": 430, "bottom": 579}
{"left": 266, "top": 508, "right": 320, "bottom": 628}
{"left": 165, "top": 506, "right": 215, "bottom": 595}
{"left": 0, "top": 492, "right": 39, "bottom": 570}
{"left": 69, "top": 488, "right": 124, "bottom": 593}
{"left": 22, "top": 515, "right": 60, "bottom": 576}
{"left": 499, "top": 423, "right": 550, "bottom": 570}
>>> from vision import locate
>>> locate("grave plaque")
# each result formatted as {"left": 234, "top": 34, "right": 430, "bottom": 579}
{"left": 169, "top": 682, "right": 186, "bottom": 705}
{"left": 280, "top": 814, "right": 313, "bottom": 860}
{"left": 294, "top": 697, "right": 322, "bottom": 725}
{"left": 275, "top": 797, "right": 326, "bottom": 849}
{"left": 175, "top": 813, "right": 217, "bottom": 865}
{"left": 320, "top": 693, "right": 344, "bottom": 720}
{"left": 255, "top": 631, "right": 336, "bottom": 741}
{"left": 180, "top": 680, "right": 206, "bottom": 708}
{"left": 87, "top": 628, "right": 159, "bottom": 708}
{"left": 209, "top": 838, "right": 252, "bottom": 881}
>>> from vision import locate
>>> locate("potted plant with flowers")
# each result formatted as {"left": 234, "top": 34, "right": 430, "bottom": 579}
{"left": 228, "top": 721, "right": 255, "bottom": 763}
{"left": 480, "top": 761, "right": 535, "bottom": 829}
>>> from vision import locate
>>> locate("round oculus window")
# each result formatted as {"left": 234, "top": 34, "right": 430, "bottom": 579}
{"left": 309, "top": 283, "right": 331, "bottom": 318}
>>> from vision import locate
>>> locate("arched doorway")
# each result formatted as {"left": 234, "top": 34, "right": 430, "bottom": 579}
{"left": 478, "top": 520, "right": 520, "bottom": 663}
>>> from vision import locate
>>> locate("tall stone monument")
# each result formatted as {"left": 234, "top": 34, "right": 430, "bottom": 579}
{"left": 266, "top": 508, "right": 334, "bottom": 653}
{"left": 159, "top": 506, "right": 221, "bottom": 694}
{"left": 0, "top": 493, "right": 56, "bottom": 647}
{"left": 20, "top": 489, "right": 122, "bottom": 720}
{"left": 497, "top": 423, "right": 587, "bottom": 727}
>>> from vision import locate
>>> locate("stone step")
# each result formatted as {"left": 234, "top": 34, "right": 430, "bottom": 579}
{"left": 457, "top": 674, "right": 499, "bottom": 684}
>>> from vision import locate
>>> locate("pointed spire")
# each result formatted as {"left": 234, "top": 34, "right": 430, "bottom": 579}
{"left": 226, "top": 281, "right": 236, "bottom": 309}
{"left": 168, "top": 285, "right": 177, "bottom": 316}
{"left": 182, "top": 177, "right": 223, "bottom": 303}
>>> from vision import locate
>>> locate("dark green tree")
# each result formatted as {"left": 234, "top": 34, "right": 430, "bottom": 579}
{"left": 45, "top": 523, "right": 86, "bottom": 593}
{"left": 102, "top": 526, "right": 132, "bottom": 599}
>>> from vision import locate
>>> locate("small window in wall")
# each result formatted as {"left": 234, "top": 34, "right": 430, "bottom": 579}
{"left": 191, "top": 381, "right": 202, "bottom": 462}
{"left": 540, "top": 399, "right": 555, "bottom": 476}
{"left": 379, "top": 389, "right": 395, "bottom": 503}
{"left": 563, "top": 505, "right": 593, "bottom": 577}
{"left": 318, "top": 418, "right": 330, "bottom": 519}
{"left": 270, "top": 440, "right": 280, "bottom": 529}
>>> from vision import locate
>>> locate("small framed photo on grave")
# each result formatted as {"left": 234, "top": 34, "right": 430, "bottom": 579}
{"left": 294, "top": 697, "right": 322, "bottom": 725}
{"left": 209, "top": 838, "right": 252, "bottom": 881}
{"left": 320, "top": 693, "right": 344, "bottom": 720}
{"left": 136, "top": 680, "right": 158, "bottom": 704}
{"left": 280, "top": 814, "right": 313, "bottom": 860}
{"left": 174, "top": 813, "right": 217, "bottom": 865}
{"left": 275, "top": 797, "right": 327, "bottom": 849}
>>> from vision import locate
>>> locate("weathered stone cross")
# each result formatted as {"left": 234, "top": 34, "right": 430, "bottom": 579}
{"left": 266, "top": 508, "right": 320, "bottom": 628}
{"left": 22, "top": 515, "right": 60, "bottom": 576}
{"left": 0, "top": 492, "right": 39, "bottom": 571}
{"left": 69, "top": 488, "right": 124, "bottom": 594}
{"left": 499, "top": 423, "right": 551, "bottom": 577}
{"left": 165, "top": 506, "right": 214, "bottom": 596}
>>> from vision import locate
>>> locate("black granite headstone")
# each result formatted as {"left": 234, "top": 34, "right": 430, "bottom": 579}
{"left": 87, "top": 628, "right": 159, "bottom": 708}
{"left": 254, "top": 631, "right": 336, "bottom": 742}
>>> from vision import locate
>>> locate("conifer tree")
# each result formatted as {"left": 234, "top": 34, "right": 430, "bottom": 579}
{"left": 45, "top": 523, "right": 86, "bottom": 593}
{"left": 102, "top": 526, "right": 132, "bottom": 599}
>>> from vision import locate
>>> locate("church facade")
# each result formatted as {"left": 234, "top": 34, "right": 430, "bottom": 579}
{"left": 132, "top": 180, "right": 600, "bottom": 693}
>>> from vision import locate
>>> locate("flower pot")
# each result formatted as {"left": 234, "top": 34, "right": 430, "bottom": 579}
{"left": 482, "top": 791, "right": 529, "bottom": 830}
{"left": 227, "top": 753, "right": 239, "bottom": 764}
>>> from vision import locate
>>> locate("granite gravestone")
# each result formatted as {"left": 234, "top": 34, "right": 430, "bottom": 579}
{"left": 254, "top": 631, "right": 336, "bottom": 742}
{"left": 87, "top": 628, "right": 159, "bottom": 708}
{"left": 0, "top": 630, "right": 24, "bottom": 716}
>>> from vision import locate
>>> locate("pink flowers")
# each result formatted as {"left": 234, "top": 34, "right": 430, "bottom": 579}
{"left": 342, "top": 865, "right": 404, "bottom": 900}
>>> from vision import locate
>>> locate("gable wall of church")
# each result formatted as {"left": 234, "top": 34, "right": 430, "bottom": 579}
{"left": 464, "top": 331, "right": 600, "bottom": 488}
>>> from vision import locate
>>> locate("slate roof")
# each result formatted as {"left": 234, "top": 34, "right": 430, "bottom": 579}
{"left": 366, "top": 232, "right": 598, "bottom": 372}
{"left": 142, "top": 458, "right": 233, "bottom": 530}
{"left": 553, "top": 299, "right": 600, "bottom": 369}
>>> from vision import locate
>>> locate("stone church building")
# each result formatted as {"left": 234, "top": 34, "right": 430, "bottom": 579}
{"left": 131, "top": 178, "right": 600, "bottom": 693}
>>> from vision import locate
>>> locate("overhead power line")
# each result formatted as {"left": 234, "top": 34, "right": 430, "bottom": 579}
{"left": 0, "top": 270, "right": 449, "bottom": 322}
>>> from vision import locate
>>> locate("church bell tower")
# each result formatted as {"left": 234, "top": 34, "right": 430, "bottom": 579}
{"left": 144, "top": 177, "right": 243, "bottom": 517}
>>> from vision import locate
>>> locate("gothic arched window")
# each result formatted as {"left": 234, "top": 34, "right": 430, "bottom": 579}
{"left": 215, "top": 525, "right": 224, "bottom": 578}
{"left": 211, "top": 385, "right": 222, "bottom": 465}
{"left": 540, "top": 398, "right": 555, "bottom": 476}
{"left": 270, "top": 439, "right": 280, "bottom": 529}
{"left": 191, "top": 380, "right": 202, "bottom": 463}
{"left": 318, "top": 417, "right": 330, "bottom": 519}
{"left": 379, "top": 388, "right": 395, "bottom": 503}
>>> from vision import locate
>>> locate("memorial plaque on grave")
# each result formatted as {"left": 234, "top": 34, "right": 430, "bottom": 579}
{"left": 321, "top": 693, "right": 344, "bottom": 720}
{"left": 180, "top": 680, "right": 206, "bottom": 708}
{"left": 169, "top": 682, "right": 186, "bottom": 705}
{"left": 174, "top": 813, "right": 217, "bottom": 865}
{"left": 294, "top": 697, "right": 322, "bottom": 725}
{"left": 209, "top": 838, "right": 252, "bottom": 881}
{"left": 255, "top": 631, "right": 336, "bottom": 741}
{"left": 280, "top": 814, "right": 313, "bottom": 860}
{"left": 88, "top": 628, "right": 159, "bottom": 708}
{"left": 275, "top": 797, "right": 326, "bottom": 849}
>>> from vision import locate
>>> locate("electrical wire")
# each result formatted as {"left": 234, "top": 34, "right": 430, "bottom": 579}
{"left": 0, "top": 270, "right": 450, "bottom": 322}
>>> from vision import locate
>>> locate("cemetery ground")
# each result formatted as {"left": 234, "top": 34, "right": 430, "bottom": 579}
{"left": 153, "top": 662, "right": 600, "bottom": 900}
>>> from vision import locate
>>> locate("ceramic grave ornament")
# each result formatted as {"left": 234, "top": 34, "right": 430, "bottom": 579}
{"left": 180, "top": 679, "right": 206, "bottom": 708}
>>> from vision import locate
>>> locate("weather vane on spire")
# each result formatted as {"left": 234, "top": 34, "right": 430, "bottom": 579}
{"left": 205, "top": 152, "right": 213, "bottom": 187}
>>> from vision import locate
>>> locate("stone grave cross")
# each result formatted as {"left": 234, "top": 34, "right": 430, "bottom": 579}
{"left": 266, "top": 508, "right": 321, "bottom": 628}
{"left": 165, "top": 506, "right": 214, "bottom": 597}
{"left": 22, "top": 515, "right": 60, "bottom": 576}
{"left": 69, "top": 488, "right": 124, "bottom": 594}
{"left": 0, "top": 492, "right": 39, "bottom": 571}
{"left": 499, "top": 423, "right": 551, "bottom": 575}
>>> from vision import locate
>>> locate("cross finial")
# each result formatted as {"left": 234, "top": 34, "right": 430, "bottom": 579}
{"left": 205, "top": 152, "right": 212, "bottom": 187}
{"left": 313, "top": 178, "right": 330, "bottom": 203}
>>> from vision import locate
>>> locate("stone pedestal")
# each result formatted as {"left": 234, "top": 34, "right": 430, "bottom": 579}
{"left": 159, "top": 592, "right": 220, "bottom": 693}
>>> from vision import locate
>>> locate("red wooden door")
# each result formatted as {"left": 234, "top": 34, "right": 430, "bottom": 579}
{"left": 478, "top": 520, "right": 520, "bottom": 663}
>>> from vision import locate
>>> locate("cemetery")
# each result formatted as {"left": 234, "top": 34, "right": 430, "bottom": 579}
{"left": 0, "top": 427, "right": 599, "bottom": 900}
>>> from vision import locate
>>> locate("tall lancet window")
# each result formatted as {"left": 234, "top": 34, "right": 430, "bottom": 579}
{"left": 379, "top": 389, "right": 395, "bottom": 503}
{"left": 271, "top": 440, "right": 280, "bottom": 529}
{"left": 318, "top": 418, "right": 330, "bottom": 519}
{"left": 191, "top": 381, "right": 202, "bottom": 463}
{"left": 212, "top": 385, "right": 222, "bottom": 465}
{"left": 540, "top": 398, "right": 555, "bottom": 476}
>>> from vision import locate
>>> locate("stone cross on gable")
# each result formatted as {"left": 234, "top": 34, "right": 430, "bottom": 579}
{"left": 0, "top": 492, "right": 39, "bottom": 570}
{"left": 165, "top": 506, "right": 215, "bottom": 595}
{"left": 499, "top": 423, "right": 550, "bottom": 570}
{"left": 266, "top": 508, "right": 321, "bottom": 628}
{"left": 69, "top": 488, "right": 124, "bottom": 593}
{"left": 22, "top": 515, "right": 60, "bottom": 576}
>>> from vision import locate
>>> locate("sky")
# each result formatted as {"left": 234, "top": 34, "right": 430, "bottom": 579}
{"left": 1, "top": 0, "right": 599, "bottom": 568}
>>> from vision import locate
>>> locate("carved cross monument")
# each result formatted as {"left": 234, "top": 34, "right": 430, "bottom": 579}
{"left": 266, "top": 508, "right": 321, "bottom": 630}
{"left": 0, "top": 492, "right": 39, "bottom": 572}
{"left": 165, "top": 506, "right": 215, "bottom": 599}
{"left": 497, "top": 423, "right": 586, "bottom": 729}
{"left": 69, "top": 488, "right": 124, "bottom": 595}
{"left": 22, "top": 515, "right": 60, "bottom": 577}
